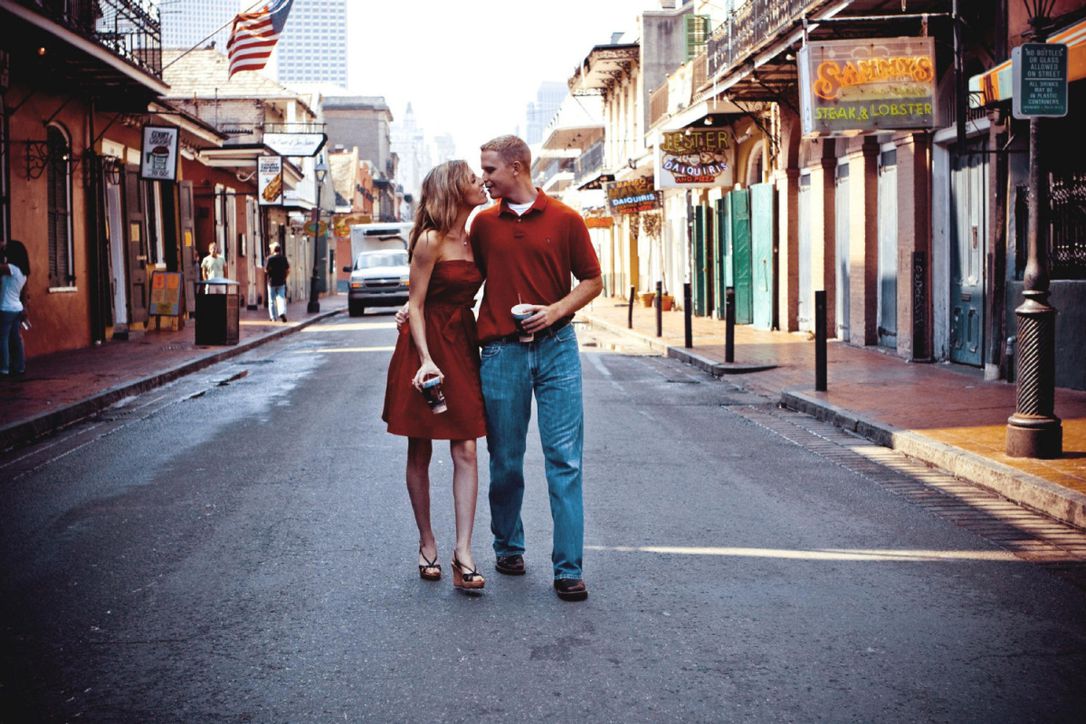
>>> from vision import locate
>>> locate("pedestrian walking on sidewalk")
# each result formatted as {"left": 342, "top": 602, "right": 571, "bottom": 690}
{"left": 265, "top": 243, "right": 290, "bottom": 322}
{"left": 0, "top": 239, "right": 30, "bottom": 377}
{"left": 382, "top": 160, "right": 489, "bottom": 592}
{"left": 474, "top": 135, "right": 602, "bottom": 601}
{"left": 200, "top": 242, "right": 227, "bottom": 296}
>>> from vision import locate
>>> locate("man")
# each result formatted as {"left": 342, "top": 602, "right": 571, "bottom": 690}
{"left": 200, "top": 242, "right": 226, "bottom": 282}
{"left": 473, "top": 135, "right": 602, "bottom": 601}
{"left": 265, "top": 242, "right": 290, "bottom": 323}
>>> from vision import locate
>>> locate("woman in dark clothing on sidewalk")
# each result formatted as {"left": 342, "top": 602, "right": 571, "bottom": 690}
{"left": 0, "top": 240, "right": 30, "bottom": 377}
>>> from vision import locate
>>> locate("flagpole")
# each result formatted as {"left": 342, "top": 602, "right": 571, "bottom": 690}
{"left": 160, "top": 0, "right": 269, "bottom": 73}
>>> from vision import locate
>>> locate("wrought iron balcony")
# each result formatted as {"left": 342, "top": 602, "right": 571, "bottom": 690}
{"left": 574, "top": 140, "right": 604, "bottom": 186}
{"left": 20, "top": 0, "right": 162, "bottom": 77}
{"left": 706, "top": 0, "right": 815, "bottom": 80}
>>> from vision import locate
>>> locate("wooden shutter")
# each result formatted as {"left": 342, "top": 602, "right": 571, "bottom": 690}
{"left": 178, "top": 180, "right": 198, "bottom": 314}
{"left": 124, "top": 167, "right": 149, "bottom": 323}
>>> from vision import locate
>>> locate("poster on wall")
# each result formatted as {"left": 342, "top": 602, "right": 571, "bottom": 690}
{"left": 798, "top": 36, "right": 937, "bottom": 137}
{"left": 654, "top": 129, "right": 734, "bottom": 188}
{"left": 605, "top": 177, "right": 660, "bottom": 215}
{"left": 258, "top": 155, "right": 284, "bottom": 206}
{"left": 139, "top": 125, "right": 179, "bottom": 181}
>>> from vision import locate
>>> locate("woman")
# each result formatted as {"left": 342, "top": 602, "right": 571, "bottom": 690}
{"left": 382, "top": 161, "right": 488, "bottom": 591}
{"left": 0, "top": 240, "right": 30, "bottom": 377}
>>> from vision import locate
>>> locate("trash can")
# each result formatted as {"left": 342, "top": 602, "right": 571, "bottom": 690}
{"left": 195, "top": 278, "right": 240, "bottom": 345}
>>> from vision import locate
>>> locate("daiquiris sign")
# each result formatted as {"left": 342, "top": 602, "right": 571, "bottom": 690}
{"left": 798, "top": 37, "right": 937, "bottom": 137}
{"left": 655, "top": 129, "right": 734, "bottom": 189}
{"left": 605, "top": 177, "right": 660, "bottom": 215}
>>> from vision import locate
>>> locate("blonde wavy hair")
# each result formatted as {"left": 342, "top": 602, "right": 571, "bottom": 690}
{"left": 409, "top": 160, "right": 474, "bottom": 260}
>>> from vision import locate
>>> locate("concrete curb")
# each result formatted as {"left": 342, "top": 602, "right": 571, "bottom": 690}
{"left": 581, "top": 310, "right": 1085, "bottom": 531}
{"left": 0, "top": 309, "right": 341, "bottom": 453}
{"left": 781, "top": 390, "right": 1086, "bottom": 531}
{"left": 580, "top": 312, "right": 776, "bottom": 375}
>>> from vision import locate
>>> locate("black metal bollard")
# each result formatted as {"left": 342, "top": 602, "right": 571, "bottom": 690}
{"left": 815, "top": 290, "right": 827, "bottom": 392}
{"left": 655, "top": 281, "right": 663, "bottom": 338}
{"left": 684, "top": 282, "right": 692, "bottom": 348}
{"left": 725, "top": 286, "right": 735, "bottom": 363}
{"left": 627, "top": 285, "right": 635, "bottom": 330}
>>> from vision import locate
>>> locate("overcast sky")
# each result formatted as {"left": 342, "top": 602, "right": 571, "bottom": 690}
{"left": 345, "top": 1, "right": 652, "bottom": 161}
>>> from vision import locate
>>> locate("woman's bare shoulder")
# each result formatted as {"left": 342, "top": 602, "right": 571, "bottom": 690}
{"left": 413, "top": 229, "right": 443, "bottom": 263}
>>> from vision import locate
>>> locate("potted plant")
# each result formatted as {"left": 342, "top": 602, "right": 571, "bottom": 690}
{"left": 659, "top": 293, "right": 674, "bottom": 311}
{"left": 639, "top": 290, "right": 656, "bottom": 307}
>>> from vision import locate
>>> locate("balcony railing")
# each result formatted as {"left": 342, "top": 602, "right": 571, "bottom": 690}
{"left": 649, "top": 83, "right": 669, "bottom": 128}
{"left": 691, "top": 50, "right": 707, "bottom": 91}
{"left": 23, "top": 0, "right": 162, "bottom": 77}
{"left": 574, "top": 140, "right": 604, "bottom": 186}
{"left": 706, "top": 0, "right": 814, "bottom": 80}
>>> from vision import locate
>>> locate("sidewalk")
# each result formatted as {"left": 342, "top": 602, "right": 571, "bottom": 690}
{"left": 0, "top": 295, "right": 347, "bottom": 453}
{"left": 578, "top": 296, "right": 1086, "bottom": 531}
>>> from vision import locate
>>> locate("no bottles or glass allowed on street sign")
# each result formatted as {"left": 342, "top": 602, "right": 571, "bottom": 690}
{"left": 1013, "top": 43, "right": 1069, "bottom": 119}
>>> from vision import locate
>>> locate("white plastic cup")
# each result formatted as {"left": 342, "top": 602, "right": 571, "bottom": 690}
{"left": 511, "top": 303, "right": 535, "bottom": 343}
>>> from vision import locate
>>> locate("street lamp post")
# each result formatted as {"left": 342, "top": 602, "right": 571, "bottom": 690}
{"left": 307, "top": 159, "right": 329, "bottom": 314}
{"left": 1006, "top": 3, "right": 1062, "bottom": 458}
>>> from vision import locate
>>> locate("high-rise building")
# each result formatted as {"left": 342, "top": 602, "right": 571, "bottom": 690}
{"left": 276, "top": 0, "right": 349, "bottom": 89}
{"left": 390, "top": 104, "right": 431, "bottom": 201}
{"left": 524, "top": 81, "right": 568, "bottom": 145}
{"left": 161, "top": 0, "right": 240, "bottom": 51}
{"left": 431, "top": 134, "right": 456, "bottom": 166}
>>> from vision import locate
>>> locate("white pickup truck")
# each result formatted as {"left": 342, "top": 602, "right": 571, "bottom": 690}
{"left": 344, "top": 223, "right": 413, "bottom": 317}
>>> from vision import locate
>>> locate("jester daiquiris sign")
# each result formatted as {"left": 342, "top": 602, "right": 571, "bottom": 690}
{"left": 798, "top": 37, "right": 938, "bottom": 137}
{"left": 654, "top": 129, "right": 734, "bottom": 189}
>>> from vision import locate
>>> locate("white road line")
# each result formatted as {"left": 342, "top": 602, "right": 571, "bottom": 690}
{"left": 586, "top": 353, "right": 612, "bottom": 378}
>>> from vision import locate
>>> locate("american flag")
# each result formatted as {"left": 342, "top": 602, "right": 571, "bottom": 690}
{"left": 227, "top": 0, "right": 294, "bottom": 78}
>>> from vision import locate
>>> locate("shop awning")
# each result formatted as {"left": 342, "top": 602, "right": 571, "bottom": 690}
{"left": 970, "top": 17, "right": 1086, "bottom": 107}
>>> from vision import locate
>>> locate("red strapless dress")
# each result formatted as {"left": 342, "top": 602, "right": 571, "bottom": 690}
{"left": 382, "top": 260, "right": 486, "bottom": 440}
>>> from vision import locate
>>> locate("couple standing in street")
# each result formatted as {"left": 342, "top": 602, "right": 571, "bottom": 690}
{"left": 382, "top": 135, "right": 602, "bottom": 600}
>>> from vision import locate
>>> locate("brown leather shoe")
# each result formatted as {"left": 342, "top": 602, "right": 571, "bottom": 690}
{"left": 495, "top": 554, "right": 526, "bottom": 576}
{"left": 554, "top": 578, "right": 588, "bottom": 601}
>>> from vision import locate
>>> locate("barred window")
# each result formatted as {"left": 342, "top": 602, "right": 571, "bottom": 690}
{"left": 47, "top": 124, "right": 74, "bottom": 287}
{"left": 1015, "top": 173, "right": 1086, "bottom": 281}
{"left": 1049, "top": 171, "right": 1086, "bottom": 280}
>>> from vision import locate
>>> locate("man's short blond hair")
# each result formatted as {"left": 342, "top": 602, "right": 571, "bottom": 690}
{"left": 480, "top": 135, "right": 531, "bottom": 169}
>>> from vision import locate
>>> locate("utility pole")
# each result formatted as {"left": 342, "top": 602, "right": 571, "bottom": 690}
{"left": 1006, "top": 2, "right": 1063, "bottom": 458}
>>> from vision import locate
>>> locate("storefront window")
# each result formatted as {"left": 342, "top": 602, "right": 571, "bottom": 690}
{"left": 47, "top": 124, "right": 74, "bottom": 287}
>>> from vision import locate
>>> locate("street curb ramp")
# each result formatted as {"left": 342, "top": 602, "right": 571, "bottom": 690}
{"left": 0, "top": 310, "right": 340, "bottom": 453}
{"left": 781, "top": 390, "right": 1086, "bottom": 532}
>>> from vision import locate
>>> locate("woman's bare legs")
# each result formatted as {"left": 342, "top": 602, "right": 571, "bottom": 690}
{"left": 450, "top": 439, "right": 479, "bottom": 570}
{"left": 406, "top": 437, "right": 437, "bottom": 568}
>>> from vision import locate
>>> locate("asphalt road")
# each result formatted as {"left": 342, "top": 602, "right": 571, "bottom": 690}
{"left": 1, "top": 313, "right": 1084, "bottom": 722}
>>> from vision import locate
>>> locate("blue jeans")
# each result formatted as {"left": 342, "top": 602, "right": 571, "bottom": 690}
{"left": 0, "top": 310, "right": 25, "bottom": 374}
{"left": 268, "top": 284, "right": 287, "bottom": 320}
{"left": 480, "top": 324, "right": 584, "bottom": 580}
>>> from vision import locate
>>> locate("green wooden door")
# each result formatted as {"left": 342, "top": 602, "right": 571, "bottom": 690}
{"left": 730, "top": 189, "right": 753, "bottom": 324}
{"left": 750, "top": 183, "right": 775, "bottom": 330}
{"left": 714, "top": 198, "right": 728, "bottom": 318}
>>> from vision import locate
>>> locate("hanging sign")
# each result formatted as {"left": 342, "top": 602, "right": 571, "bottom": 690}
{"left": 1013, "top": 43, "right": 1069, "bottom": 118}
{"left": 258, "top": 155, "right": 284, "bottom": 206}
{"left": 263, "top": 132, "right": 327, "bottom": 157}
{"left": 605, "top": 177, "right": 660, "bottom": 215}
{"left": 140, "top": 125, "right": 179, "bottom": 181}
{"left": 304, "top": 220, "right": 328, "bottom": 236}
{"left": 798, "top": 37, "right": 937, "bottom": 137}
{"left": 655, "top": 129, "right": 734, "bottom": 188}
{"left": 332, "top": 213, "right": 372, "bottom": 240}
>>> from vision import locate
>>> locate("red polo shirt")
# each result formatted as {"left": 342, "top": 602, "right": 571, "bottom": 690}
{"left": 471, "top": 190, "right": 601, "bottom": 345}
